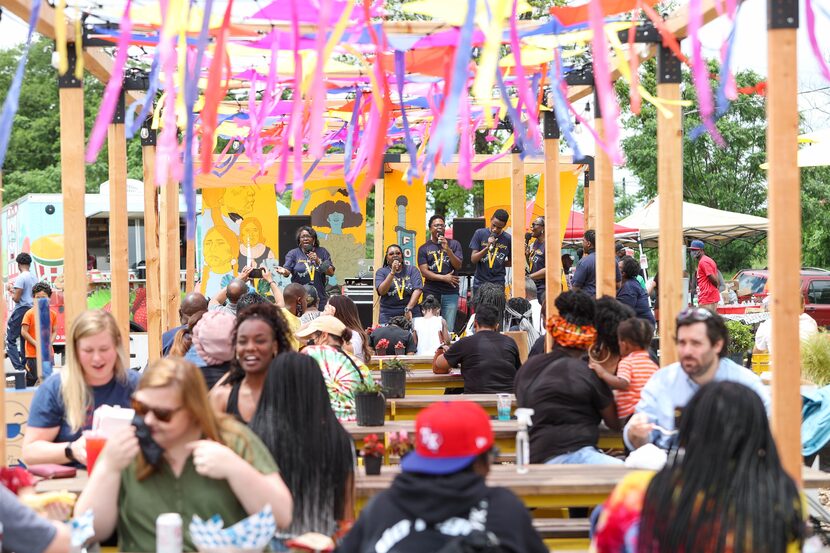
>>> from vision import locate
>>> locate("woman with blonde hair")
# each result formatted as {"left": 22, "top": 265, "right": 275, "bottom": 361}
{"left": 22, "top": 310, "right": 139, "bottom": 467}
{"left": 76, "top": 357, "right": 293, "bottom": 552}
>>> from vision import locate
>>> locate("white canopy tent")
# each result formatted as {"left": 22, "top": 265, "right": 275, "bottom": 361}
{"left": 619, "top": 198, "right": 769, "bottom": 247}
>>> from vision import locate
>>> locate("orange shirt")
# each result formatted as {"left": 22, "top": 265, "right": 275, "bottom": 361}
{"left": 615, "top": 350, "right": 659, "bottom": 418}
{"left": 21, "top": 307, "right": 56, "bottom": 359}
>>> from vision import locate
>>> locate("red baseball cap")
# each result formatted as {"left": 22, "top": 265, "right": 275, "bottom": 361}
{"left": 400, "top": 401, "right": 495, "bottom": 475}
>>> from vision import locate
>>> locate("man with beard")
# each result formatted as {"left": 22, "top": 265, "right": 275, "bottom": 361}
{"left": 624, "top": 308, "right": 769, "bottom": 451}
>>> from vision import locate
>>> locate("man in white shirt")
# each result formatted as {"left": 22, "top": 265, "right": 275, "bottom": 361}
{"left": 753, "top": 295, "right": 818, "bottom": 354}
{"left": 525, "top": 278, "right": 543, "bottom": 334}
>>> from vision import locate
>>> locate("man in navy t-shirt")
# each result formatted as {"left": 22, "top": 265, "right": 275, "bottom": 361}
{"left": 572, "top": 229, "right": 621, "bottom": 297}
{"left": 417, "top": 215, "right": 463, "bottom": 333}
{"left": 469, "top": 209, "right": 511, "bottom": 293}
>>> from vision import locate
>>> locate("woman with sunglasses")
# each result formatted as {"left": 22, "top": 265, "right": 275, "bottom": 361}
{"left": 210, "top": 303, "right": 294, "bottom": 423}
{"left": 276, "top": 226, "right": 335, "bottom": 309}
{"left": 375, "top": 244, "right": 423, "bottom": 325}
{"left": 75, "top": 357, "right": 293, "bottom": 552}
{"left": 22, "top": 310, "right": 139, "bottom": 468}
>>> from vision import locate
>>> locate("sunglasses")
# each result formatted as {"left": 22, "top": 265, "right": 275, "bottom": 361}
{"left": 676, "top": 307, "right": 714, "bottom": 324}
{"left": 131, "top": 398, "right": 184, "bottom": 423}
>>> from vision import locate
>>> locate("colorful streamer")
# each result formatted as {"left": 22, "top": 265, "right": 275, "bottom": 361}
{"left": 806, "top": 0, "right": 830, "bottom": 83}
{"left": 588, "top": 0, "right": 623, "bottom": 164}
{"left": 688, "top": 0, "right": 725, "bottom": 146}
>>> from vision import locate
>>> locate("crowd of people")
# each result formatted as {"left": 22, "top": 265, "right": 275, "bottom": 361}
{"left": 2, "top": 216, "right": 812, "bottom": 553}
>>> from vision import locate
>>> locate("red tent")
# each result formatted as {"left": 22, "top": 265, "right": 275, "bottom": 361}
{"left": 562, "top": 210, "right": 638, "bottom": 241}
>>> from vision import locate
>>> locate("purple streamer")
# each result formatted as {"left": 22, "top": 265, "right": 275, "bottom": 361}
{"left": 547, "top": 55, "right": 583, "bottom": 160}
{"left": 394, "top": 50, "right": 420, "bottom": 183}
{"left": 806, "top": 0, "right": 830, "bottom": 83}
{"left": 126, "top": 50, "right": 161, "bottom": 139}
{"left": 688, "top": 0, "right": 724, "bottom": 146}
{"left": 343, "top": 88, "right": 363, "bottom": 182}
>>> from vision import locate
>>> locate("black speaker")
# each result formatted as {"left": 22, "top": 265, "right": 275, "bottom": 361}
{"left": 278, "top": 215, "right": 312, "bottom": 264}
{"left": 452, "top": 217, "right": 486, "bottom": 277}
{"left": 343, "top": 285, "right": 374, "bottom": 329}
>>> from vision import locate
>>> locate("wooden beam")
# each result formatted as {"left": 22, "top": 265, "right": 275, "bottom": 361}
{"left": 584, "top": 180, "right": 592, "bottom": 231}
{"left": 594, "top": 117, "right": 615, "bottom": 299}
{"left": 185, "top": 239, "right": 195, "bottom": 293}
{"left": 511, "top": 152, "right": 526, "bottom": 299}
{"left": 543, "top": 113, "right": 561, "bottom": 353}
{"left": 60, "top": 86, "right": 87, "bottom": 327}
{"left": 108, "top": 121, "right": 130, "bottom": 357}
{"left": 372, "top": 177, "right": 384, "bottom": 326}
{"left": 142, "top": 142, "right": 162, "bottom": 361}
{"left": 159, "top": 181, "right": 180, "bottom": 331}
{"left": 656, "top": 51, "right": 684, "bottom": 366}
{"left": 767, "top": 5, "right": 801, "bottom": 485}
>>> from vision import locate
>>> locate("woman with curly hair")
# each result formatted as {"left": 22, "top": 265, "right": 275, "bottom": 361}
{"left": 515, "top": 291, "right": 622, "bottom": 465}
{"left": 209, "top": 303, "right": 293, "bottom": 423}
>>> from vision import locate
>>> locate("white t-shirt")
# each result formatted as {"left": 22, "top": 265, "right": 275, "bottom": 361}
{"left": 413, "top": 316, "right": 444, "bottom": 356}
{"left": 350, "top": 331, "right": 366, "bottom": 362}
{"left": 529, "top": 299, "right": 543, "bottom": 334}
{"left": 754, "top": 313, "right": 819, "bottom": 353}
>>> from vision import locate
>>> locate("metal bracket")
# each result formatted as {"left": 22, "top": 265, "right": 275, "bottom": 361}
{"left": 565, "top": 66, "right": 594, "bottom": 86}
{"left": 657, "top": 45, "right": 682, "bottom": 84}
{"left": 511, "top": 143, "right": 523, "bottom": 154}
{"left": 768, "top": 0, "right": 798, "bottom": 29}
{"left": 593, "top": 89, "right": 602, "bottom": 119}
{"left": 616, "top": 21, "right": 660, "bottom": 44}
{"left": 56, "top": 46, "right": 82, "bottom": 88}
{"left": 140, "top": 118, "right": 156, "bottom": 147}
{"left": 124, "top": 68, "right": 150, "bottom": 91}
{"left": 112, "top": 91, "right": 126, "bottom": 124}
{"left": 577, "top": 155, "right": 594, "bottom": 181}
{"left": 542, "top": 111, "right": 560, "bottom": 140}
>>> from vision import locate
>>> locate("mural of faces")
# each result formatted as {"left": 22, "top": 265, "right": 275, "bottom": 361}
{"left": 204, "top": 226, "right": 239, "bottom": 271}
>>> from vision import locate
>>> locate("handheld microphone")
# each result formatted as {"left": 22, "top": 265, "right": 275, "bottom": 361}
{"left": 302, "top": 244, "right": 313, "bottom": 254}
{"left": 488, "top": 232, "right": 497, "bottom": 252}
{"left": 524, "top": 232, "right": 532, "bottom": 243}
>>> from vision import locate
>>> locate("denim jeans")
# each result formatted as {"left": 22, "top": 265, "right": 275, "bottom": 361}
{"left": 6, "top": 304, "right": 28, "bottom": 371}
{"left": 440, "top": 294, "right": 459, "bottom": 334}
{"left": 545, "top": 446, "right": 623, "bottom": 465}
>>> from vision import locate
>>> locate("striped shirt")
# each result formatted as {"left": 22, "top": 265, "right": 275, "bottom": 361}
{"left": 615, "top": 350, "right": 659, "bottom": 418}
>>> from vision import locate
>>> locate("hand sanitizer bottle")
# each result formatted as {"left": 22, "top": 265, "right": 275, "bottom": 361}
{"left": 514, "top": 408, "right": 534, "bottom": 475}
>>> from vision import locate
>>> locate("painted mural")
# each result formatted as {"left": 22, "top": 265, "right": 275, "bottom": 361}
{"left": 383, "top": 170, "right": 426, "bottom": 269}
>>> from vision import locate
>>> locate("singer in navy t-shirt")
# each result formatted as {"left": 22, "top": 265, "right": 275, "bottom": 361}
{"left": 279, "top": 226, "right": 335, "bottom": 309}
{"left": 417, "top": 215, "right": 463, "bottom": 332}
{"left": 469, "top": 209, "right": 512, "bottom": 292}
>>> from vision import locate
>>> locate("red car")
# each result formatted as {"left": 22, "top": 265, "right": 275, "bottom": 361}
{"left": 733, "top": 268, "right": 830, "bottom": 327}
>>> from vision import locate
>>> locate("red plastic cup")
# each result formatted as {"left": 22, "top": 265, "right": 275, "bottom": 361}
{"left": 84, "top": 430, "right": 107, "bottom": 474}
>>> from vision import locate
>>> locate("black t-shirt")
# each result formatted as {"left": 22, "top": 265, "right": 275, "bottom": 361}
{"left": 417, "top": 239, "right": 463, "bottom": 296}
{"left": 515, "top": 348, "right": 614, "bottom": 462}
{"left": 528, "top": 240, "right": 545, "bottom": 291}
{"left": 469, "top": 228, "right": 511, "bottom": 285}
{"left": 369, "top": 325, "right": 417, "bottom": 354}
{"left": 528, "top": 335, "right": 545, "bottom": 358}
{"left": 443, "top": 331, "right": 520, "bottom": 393}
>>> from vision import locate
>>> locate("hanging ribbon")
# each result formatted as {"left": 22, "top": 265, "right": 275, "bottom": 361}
{"left": 199, "top": 0, "right": 234, "bottom": 174}
{"left": 86, "top": 0, "right": 133, "bottom": 163}
{"left": 0, "top": 0, "right": 41, "bottom": 169}
{"left": 474, "top": 0, "right": 509, "bottom": 128}
{"left": 55, "top": 0, "right": 68, "bottom": 75}
{"left": 74, "top": 19, "right": 84, "bottom": 81}
{"left": 806, "top": 0, "right": 830, "bottom": 83}
{"left": 547, "top": 55, "right": 583, "bottom": 160}
{"left": 688, "top": 0, "right": 725, "bottom": 145}
{"left": 126, "top": 51, "right": 160, "bottom": 139}
{"left": 457, "top": 87, "right": 473, "bottom": 190}
{"left": 306, "top": 0, "right": 332, "bottom": 159}
{"left": 627, "top": 10, "right": 641, "bottom": 115}
{"left": 507, "top": 0, "right": 541, "bottom": 154}
{"left": 588, "top": 0, "right": 623, "bottom": 164}
{"left": 394, "top": 51, "right": 420, "bottom": 183}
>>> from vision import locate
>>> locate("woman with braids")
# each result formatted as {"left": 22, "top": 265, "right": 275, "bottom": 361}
{"left": 250, "top": 353, "right": 354, "bottom": 547}
{"left": 515, "top": 291, "right": 622, "bottom": 465}
{"left": 592, "top": 381, "right": 805, "bottom": 553}
{"left": 326, "top": 295, "right": 372, "bottom": 363}
{"left": 209, "top": 303, "right": 294, "bottom": 423}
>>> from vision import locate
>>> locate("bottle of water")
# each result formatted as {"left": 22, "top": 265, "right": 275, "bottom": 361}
{"left": 515, "top": 408, "right": 534, "bottom": 475}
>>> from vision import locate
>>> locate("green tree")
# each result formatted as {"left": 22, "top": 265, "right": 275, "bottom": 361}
{"left": 801, "top": 166, "right": 830, "bottom": 269}
{"left": 0, "top": 37, "right": 144, "bottom": 203}
{"left": 616, "top": 58, "right": 768, "bottom": 272}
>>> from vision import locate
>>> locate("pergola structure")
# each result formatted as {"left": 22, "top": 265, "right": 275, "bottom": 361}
{"left": 0, "top": 0, "right": 805, "bottom": 486}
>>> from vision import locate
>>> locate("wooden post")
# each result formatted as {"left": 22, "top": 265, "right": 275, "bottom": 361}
{"left": 543, "top": 112, "right": 562, "bottom": 353}
{"left": 511, "top": 148, "right": 526, "bottom": 299}
{"left": 108, "top": 93, "right": 130, "bottom": 356}
{"left": 656, "top": 46, "right": 684, "bottom": 366}
{"left": 767, "top": 0, "right": 801, "bottom": 485}
{"left": 372, "top": 176, "right": 385, "bottom": 326}
{"left": 185, "top": 239, "right": 195, "bottom": 293}
{"left": 584, "top": 180, "right": 593, "bottom": 231}
{"left": 0, "top": 174, "right": 6, "bottom": 466}
{"left": 159, "top": 179, "right": 180, "bottom": 331}
{"left": 59, "top": 49, "right": 87, "bottom": 327}
{"left": 142, "top": 125, "right": 162, "bottom": 360}
{"left": 594, "top": 107, "right": 616, "bottom": 299}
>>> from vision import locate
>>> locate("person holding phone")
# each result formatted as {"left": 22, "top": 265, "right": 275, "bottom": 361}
{"left": 277, "top": 227, "right": 335, "bottom": 309}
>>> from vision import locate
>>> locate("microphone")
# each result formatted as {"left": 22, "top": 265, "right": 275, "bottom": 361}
{"left": 488, "top": 232, "right": 497, "bottom": 252}
{"left": 524, "top": 232, "right": 532, "bottom": 243}
{"left": 302, "top": 244, "right": 313, "bottom": 254}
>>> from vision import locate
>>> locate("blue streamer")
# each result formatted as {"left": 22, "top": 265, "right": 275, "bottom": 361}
{"left": 547, "top": 53, "right": 583, "bottom": 160}
{"left": 715, "top": 8, "right": 740, "bottom": 118}
{"left": 182, "top": 0, "right": 216, "bottom": 241}
{"left": 343, "top": 88, "right": 363, "bottom": 183}
{"left": 0, "top": 0, "right": 42, "bottom": 169}
{"left": 426, "top": 0, "right": 476, "bottom": 165}
{"left": 127, "top": 51, "right": 161, "bottom": 139}
{"left": 394, "top": 50, "right": 420, "bottom": 184}
{"left": 495, "top": 70, "right": 529, "bottom": 155}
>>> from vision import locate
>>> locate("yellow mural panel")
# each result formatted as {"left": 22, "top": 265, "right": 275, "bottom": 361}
{"left": 483, "top": 178, "right": 512, "bottom": 223}
{"left": 289, "top": 176, "right": 368, "bottom": 279}
{"left": 383, "top": 170, "right": 427, "bottom": 268}
{"left": 199, "top": 184, "right": 280, "bottom": 297}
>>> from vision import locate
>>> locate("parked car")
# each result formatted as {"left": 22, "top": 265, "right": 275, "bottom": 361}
{"left": 732, "top": 268, "right": 830, "bottom": 326}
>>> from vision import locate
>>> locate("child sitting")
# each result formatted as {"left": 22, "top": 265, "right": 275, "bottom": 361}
{"left": 412, "top": 295, "right": 450, "bottom": 356}
{"left": 609, "top": 318, "right": 659, "bottom": 421}
{"left": 21, "top": 282, "right": 57, "bottom": 386}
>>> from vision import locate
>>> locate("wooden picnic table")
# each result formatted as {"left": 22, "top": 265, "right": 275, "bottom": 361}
{"left": 371, "top": 369, "right": 464, "bottom": 395}
{"left": 386, "top": 393, "right": 513, "bottom": 419}
{"left": 368, "top": 355, "right": 435, "bottom": 371}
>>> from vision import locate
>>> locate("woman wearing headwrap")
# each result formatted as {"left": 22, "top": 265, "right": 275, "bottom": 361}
{"left": 504, "top": 297, "right": 542, "bottom": 349}
{"left": 192, "top": 310, "right": 236, "bottom": 390}
{"left": 515, "top": 291, "right": 622, "bottom": 465}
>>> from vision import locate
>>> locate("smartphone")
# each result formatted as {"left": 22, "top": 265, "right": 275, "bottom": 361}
{"left": 249, "top": 268, "right": 264, "bottom": 279}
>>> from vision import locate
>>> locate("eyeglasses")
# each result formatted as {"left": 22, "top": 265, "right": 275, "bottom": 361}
{"left": 676, "top": 307, "right": 714, "bottom": 324}
{"left": 131, "top": 398, "right": 184, "bottom": 423}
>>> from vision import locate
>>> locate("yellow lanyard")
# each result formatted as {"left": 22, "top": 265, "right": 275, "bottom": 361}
{"left": 487, "top": 247, "right": 498, "bottom": 268}
{"left": 393, "top": 273, "right": 406, "bottom": 300}
{"left": 431, "top": 250, "right": 445, "bottom": 273}
{"left": 305, "top": 256, "right": 316, "bottom": 281}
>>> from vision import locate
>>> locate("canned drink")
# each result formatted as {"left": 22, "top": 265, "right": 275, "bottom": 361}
{"left": 156, "top": 513, "right": 183, "bottom": 553}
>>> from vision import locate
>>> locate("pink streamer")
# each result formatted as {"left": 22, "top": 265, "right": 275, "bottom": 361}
{"left": 507, "top": 0, "right": 541, "bottom": 152}
{"left": 688, "top": 0, "right": 724, "bottom": 146}
{"left": 307, "top": 0, "right": 332, "bottom": 159}
{"left": 588, "top": 0, "right": 623, "bottom": 164}
{"left": 806, "top": 0, "right": 830, "bottom": 83}
{"left": 85, "top": 0, "right": 132, "bottom": 162}
{"left": 457, "top": 88, "right": 473, "bottom": 189}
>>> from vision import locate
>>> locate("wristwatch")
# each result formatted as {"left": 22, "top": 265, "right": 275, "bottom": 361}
{"left": 404, "top": 307, "right": 411, "bottom": 314}
{"left": 65, "top": 441, "right": 76, "bottom": 463}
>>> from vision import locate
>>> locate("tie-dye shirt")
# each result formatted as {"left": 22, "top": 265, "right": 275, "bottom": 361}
{"left": 301, "top": 344, "right": 372, "bottom": 422}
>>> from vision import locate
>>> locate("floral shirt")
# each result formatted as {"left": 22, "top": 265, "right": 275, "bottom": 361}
{"left": 301, "top": 344, "right": 372, "bottom": 422}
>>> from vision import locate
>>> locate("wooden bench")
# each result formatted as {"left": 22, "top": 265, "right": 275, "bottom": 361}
{"left": 386, "top": 393, "right": 512, "bottom": 419}
{"left": 369, "top": 355, "right": 435, "bottom": 371}
{"left": 370, "top": 370, "right": 464, "bottom": 395}
{"left": 533, "top": 518, "right": 592, "bottom": 550}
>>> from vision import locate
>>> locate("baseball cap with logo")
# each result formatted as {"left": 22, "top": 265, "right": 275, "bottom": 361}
{"left": 400, "top": 401, "right": 495, "bottom": 475}
{"left": 689, "top": 239, "right": 706, "bottom": 250}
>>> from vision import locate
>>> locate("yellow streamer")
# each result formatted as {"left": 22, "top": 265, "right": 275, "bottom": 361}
{"left": 301, "top": 2, "right": 355, "bottom": 95}
{"left": 74, "top": 19, "right": 84, "bottom": 81}
{"left": 55, "top": 0, "right": 68, "bottom": 75}
{"left": 473, "top": 0, "right": 509, "bottom": 128}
